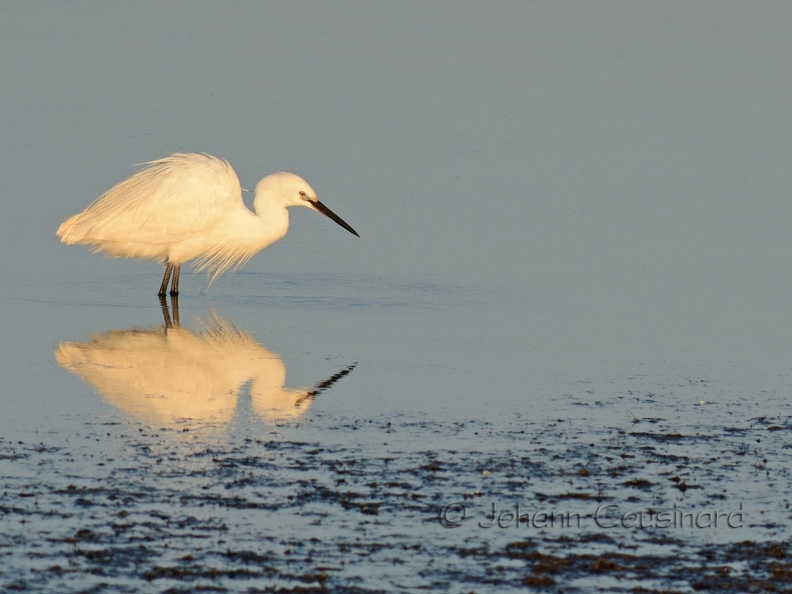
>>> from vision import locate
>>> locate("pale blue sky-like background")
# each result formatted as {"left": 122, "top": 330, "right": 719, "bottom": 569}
{"left": 0, "top": 1, "right": 791, "bottom": 426}
{"left": 2, "top": 3, "right": 792, "bottom": 589}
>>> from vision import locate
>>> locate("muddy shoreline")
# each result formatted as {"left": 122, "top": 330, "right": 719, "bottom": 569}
{"left": 2, "top": 412, "right": 791, "bottom": 592}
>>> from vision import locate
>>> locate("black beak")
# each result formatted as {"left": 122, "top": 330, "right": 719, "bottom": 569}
{"left": 312, "top": 200, "right": 360, "bottom": 237}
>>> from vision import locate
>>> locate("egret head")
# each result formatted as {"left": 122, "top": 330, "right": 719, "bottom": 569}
{"left": 256, "top": 172, "right": 359, "bottom": 237}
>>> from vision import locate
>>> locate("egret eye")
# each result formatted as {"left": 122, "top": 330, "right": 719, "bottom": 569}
{"left": 298, "top": 191, "right": 307, "bottom": 199}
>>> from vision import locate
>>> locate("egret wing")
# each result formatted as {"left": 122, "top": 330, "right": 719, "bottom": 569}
{"left": 62, "top": 154, "right": 243, "bottom": 246}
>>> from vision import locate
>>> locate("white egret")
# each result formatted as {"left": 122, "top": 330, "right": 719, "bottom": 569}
{"left": 57, "top": 153, "right": 359, "bottom": 295}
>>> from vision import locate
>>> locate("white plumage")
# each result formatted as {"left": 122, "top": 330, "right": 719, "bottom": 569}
{"left": 58, "top": 153, "right": 359, "bottom": 295}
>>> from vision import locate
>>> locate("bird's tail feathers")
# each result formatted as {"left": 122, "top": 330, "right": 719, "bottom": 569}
{"left": 57, "top": 214, "right": 88, "bottom": 244}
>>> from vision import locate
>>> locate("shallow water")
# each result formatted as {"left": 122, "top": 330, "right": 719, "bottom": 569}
{"left": 3, "top": 273, "right": 792, "bottom": 592}
{"left": 4, "top": 2, "right": 792, "bottom": 592}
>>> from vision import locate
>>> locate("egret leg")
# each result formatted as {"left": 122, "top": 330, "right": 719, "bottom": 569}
{"left": 158, "top": 262, "right": 174, "bottom": 297}
{"left": 170, "top": 264, "right": 181, "bottom": 295}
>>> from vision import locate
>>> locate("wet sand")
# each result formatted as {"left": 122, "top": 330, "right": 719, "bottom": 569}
{"left": 2, "top": 407, "right": 790, "bottom": 592}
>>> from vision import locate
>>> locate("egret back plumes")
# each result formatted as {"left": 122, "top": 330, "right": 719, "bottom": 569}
{"left": 57, "top": 153, "right": 359, "bottom": 295}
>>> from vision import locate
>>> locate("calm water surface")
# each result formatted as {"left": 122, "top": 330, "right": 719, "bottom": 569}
{"left": 2, "top": 2, "right": 792, "bottom": 591}
{"left": 2, "top": 270, "right": 791, "bottom": 591}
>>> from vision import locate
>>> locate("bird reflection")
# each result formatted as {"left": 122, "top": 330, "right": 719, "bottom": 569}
{"left": 55, "top": 297, "right": 356, "bottom": 430}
